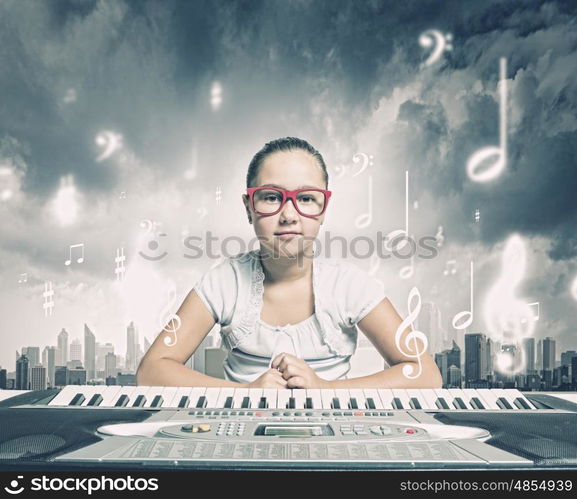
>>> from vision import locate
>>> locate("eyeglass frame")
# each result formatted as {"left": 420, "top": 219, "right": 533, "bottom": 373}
{"left": 246, "top": 186, "right": 332, "bottom": 218}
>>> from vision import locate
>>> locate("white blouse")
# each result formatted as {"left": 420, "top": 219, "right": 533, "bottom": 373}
{"left": 193, "top": 249, "right": 386, "bottom": 384}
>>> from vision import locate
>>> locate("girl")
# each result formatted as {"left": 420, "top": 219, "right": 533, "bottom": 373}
{"left": 137, "top": 137, "right": 442, "bottom": 390}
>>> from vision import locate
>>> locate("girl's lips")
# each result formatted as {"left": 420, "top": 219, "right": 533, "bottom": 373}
{"left": 275, "top": 232, "right": 302, "bottom": 239}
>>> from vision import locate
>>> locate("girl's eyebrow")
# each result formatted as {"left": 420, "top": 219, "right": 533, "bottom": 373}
{"left": 260, "top": 183, "right": 321, "bottom": 189}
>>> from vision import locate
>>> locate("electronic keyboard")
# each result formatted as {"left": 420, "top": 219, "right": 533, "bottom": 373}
{"left": 1, "top": 387, "right": 576, "bottom": 471}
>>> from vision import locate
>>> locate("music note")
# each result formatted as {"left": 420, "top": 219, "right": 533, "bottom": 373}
{"left": 159, "top": 281, "right": 182, "bottom": 347}
{"left": 95, "top": 130, "right": 123, "bottom": 162}
{"left": 119, "top": 191, "right": 127, "bottom": 199}
{"left": 467, "top": 58, "right": 508, "bottom": 182}
{"left": 399, "top": 255, "right": 414, "bottom": 280}
{"left": 435, "top": 225, "right": 445, "bottom": 248}
{"left": 484, "top": 234, "right": 536, "bottom": 347}
{"left": 474, "top": 209, "right": 481, "bottom": 223}
{"left": 196, "top": 206, "right": 208, "bottom": 219}
{"left": 384, "top": 171, "right": 410, "bottom": 251}
{"left": 64, "top": 243, "right": 84, "bottom": 266}
{"left": 452, "top": 261, "right": 474, "bottom": 330}
{"left": 395, "top": 287, "right": 429, "bottom": 379}
{"left": 18, "top": 273, "right": 27, "bottom": 284}
{"left": 354, "top": 175, "right": 373, "bottom": 229}
{"left": 443, "top": 259, "right": 457, "bottom": 276}
{"left": 351, "top": 152, "right": 373, "bottom": 177}
{"left": 419, "top": 29, "right": 453, "bottom": 66}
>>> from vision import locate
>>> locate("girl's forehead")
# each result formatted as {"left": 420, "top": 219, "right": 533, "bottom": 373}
{"left": 258, "top": 151, "right": 324, "bottom": 185}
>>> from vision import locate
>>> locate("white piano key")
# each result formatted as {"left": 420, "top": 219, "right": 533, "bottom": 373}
{"left": 154, "top": 387, "right": 179, "bottom": 408}
{"left": 334, "top": 389, "right": 350, "bottom": 409}
{"left": 292, "top": 389, "right": 307, "bottom": 409}
{"left": 447, "top": 388, "right": 475, "bottom": 409}
{"left": 508, "top": 388, "right": 537, "bottom": 409}
{"left": 189, "top": 387, "right": 207, "bottom": 408}
{"left": 392, "top": 389, "right": 411, "bottom": 409}
{"left": 232, "top": 388, "right": 249, "bottom": 408}
{"left": 125, "top": 386, "right": 151, "bottom": 408}
{"left": 461, "top": 389, "right": 487, "bottom": 409}
{"left": 262, "top": 388, "right": 278, "bottom": 409}
{"left": 491, "top": 388, "right": 520, "bottom": 410}
{"left": 347, "top": 388, "right": 366, "bottom": 409}
{"left": 306, "top": 389, "right": 322, "bottom": 409}
{"left": 166, "top": 387, "right": 195, "bottom": 407}
{"left": 215, "top": 387, "right": 235, "bottom": 408}
{"left": 434, "top": 388, "right": 458, "bottom": 410}
{"left": 72, "top": 385, "right": 100, "bottom": 407}
{"left": 48, "top": 385, "right": 83, "bottom": 406}
{"left": 204, "top": 387, "right": 222, "bottom": 408}
{"left": 320, "top": 388, "right": 336, "bottom": 409}
{"left": 277, "top": 389, "right": 292, "bottom": 409}
{"left": 99, "top": 385, "right": 122, "bottom": 407}
{"left": 247, "top": 388, "right": 263, "bottom": 408}
{"left": 405, "top": 388, "right": 427, "bottom": 409}
{"left": 142, "top": 386, "right": 168, "bottom": 408}
{"left": 376, "top": 389, "right": 394, "bottom": 409}
{"left": 110, "top": 386, "right": 137, "bottom": 407}
{"left": 363, "top": 389, "right": 384, "bottom": 409}
{"left": 418, "top": 389, "right": 439, "bottom": 410}
{"left": 476, "top": 388, "right": 501, "bottom": 410}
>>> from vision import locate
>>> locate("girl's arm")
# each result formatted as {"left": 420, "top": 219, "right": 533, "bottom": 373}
{"left": 136, "top": 289, "right": 243, "bottom": 387}
{"left": 325, "top": 297, "right": 443, "bottom": 389}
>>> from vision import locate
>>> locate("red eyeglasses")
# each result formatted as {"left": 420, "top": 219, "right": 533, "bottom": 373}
{"left": 246, "top": 186, "right": 332, "bottom": 218}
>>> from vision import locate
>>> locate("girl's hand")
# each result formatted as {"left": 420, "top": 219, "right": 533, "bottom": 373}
{"left": 271, "top": 352, "right": 328, "bottom": 389}
{"left": 247, "top": 368, "right": 289, "bottom": 389}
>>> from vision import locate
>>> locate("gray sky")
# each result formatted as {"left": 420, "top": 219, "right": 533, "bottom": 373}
{"left": 1, "top": 0, "right": 576, "bottom": 371}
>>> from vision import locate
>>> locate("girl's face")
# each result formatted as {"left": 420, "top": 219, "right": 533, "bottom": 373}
{"left": 243, "top": 150, "right": 327, "bottom": 261}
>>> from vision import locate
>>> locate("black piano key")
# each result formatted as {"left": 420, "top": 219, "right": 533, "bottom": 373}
{"left": 331, "top": 397, "right": 341, "bottom": 409}
{"left": 471, "top": 397, "right": 485, "bottom": 410}
{"left": 435, "top": 397, "right": 450, "bottom": 410}
{"left": 366, "top": 398, "right": 376, "bottom": 409}
{"left": 178, "top": 396, "right": 190, "bottom": 408}
{"left": 196, "top": 396, "right": 207, "bottom": 408}
{"left": 288, "top": 397, "right": 296, "bottom": 409}
{"left": 151, "top": 395, "right": 163, "bottom": 407}
{"left": 497, "top": 397, "right": 513, "bottom": 410}
{"left": 241, "top": 396, "right": 251, "bottom": 409}
{"left": 224, "top": 396, "right": 234, "bottom": 408}
{"left": 453, "top": 397, "right": 467, "bottom": 409}
{"left": 514, "top": 397, "right": 531, "bottom": 409}
{"left": 132, "top": 394, "right": 146, "bottom": 407}
{"left": 305, "top": 397, "right": 314, "bottom": 409}
{"left": 409, "top": 397, "right": 422, "bottom": 410}
{"left": 87, "top": 394, "right": 103, "bottom": 407}
{"left": 69, "top": 393, "right": 86, "bottom": 406}
{"left": 392, "top": 397, "right": 404, "bottom": 409}
{"left": 258, "top": 397, "right": 268, "bottom": 409}
{"left": 348, "top": 398, "right": 359, "bottom": 409}
{"left": 115, "top": 394, "right": 129, "bottom": 407}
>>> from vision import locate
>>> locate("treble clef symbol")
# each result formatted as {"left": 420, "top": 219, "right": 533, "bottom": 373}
{"left": 395, "top": 287, "right": 429, "bottom": 379}
{"left": 159, "top": 281, "right": 182, "bottom": 346}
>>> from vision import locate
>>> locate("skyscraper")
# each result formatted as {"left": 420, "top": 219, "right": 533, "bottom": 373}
{"left": 465, "top": 333, "right": 489, "bottom": 387}
{"left": 70, "top": 339, "right": 82, "bottom": 362}
{"left": 96, "top": 342, "right": 114, "bottom": 371}
{"left": 105, "top": 352, "right": 117, "bottom": 379}
{"left": 22, "top": 346, "right": 40, "bottom": 367}
{"left": 542, "top": 337, "right": 556, "bottom": 373}
{"left": 57, "top": 328, "right": 69, "bottom": 366}
{"left": 30, "top": 366, "right": 47, "bottom": 390}
{"left": 16, "top": 353, "right": 29, "bottom": 390}
{"left": 84, "top": 324, "right": 96, "bottom": 380}
{"left": 126, "top": 322, "right": 138, "bottom": 372}
{"left": 522, "top": 337, "right": 536, "bottom": 373}
{"left": 42, "top": 346, "right": 56, "bottom": 388}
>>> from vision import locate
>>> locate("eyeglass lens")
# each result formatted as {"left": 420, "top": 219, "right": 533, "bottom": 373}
{"left": 253, "top": 189, "right": 326, "bottom": 215}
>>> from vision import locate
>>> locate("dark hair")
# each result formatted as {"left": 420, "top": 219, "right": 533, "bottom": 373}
{"left": 246, "top": 137, "right": 329, "bottom": 189}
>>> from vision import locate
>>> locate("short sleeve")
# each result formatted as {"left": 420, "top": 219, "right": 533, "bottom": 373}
{"left": 192, "top": 258, "right": 237, "bottom": 324}
{"left": 340, "top": 262, "right": 387, "bottom": 326}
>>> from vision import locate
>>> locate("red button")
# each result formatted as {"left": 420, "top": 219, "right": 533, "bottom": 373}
{"left": 255, "top": 412, "right": 263, "bottom": 417}
{"left": 405, "top": 428, "right": 416, "bottom": 434}
{"left": 354, "top": 411, "right": 364, "bottom": 417}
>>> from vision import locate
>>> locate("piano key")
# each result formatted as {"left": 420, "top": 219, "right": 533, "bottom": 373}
{"left": 77, "top": 385, "right": 103, "bottom": 407}
{"left": 392, "top": 389, "right": 412, "bottom": 409}
{"left": 448, "top": 389, "right": 475, "bottom": 409}
{"left": 241, "top": 396, "right": 251, "bottom": 408}
{"left": 232, "top": 388, "right": 249, "bottom": 409}
{"left": 461, "top": 389, "right": 484, "bottom": 409}
{"left": 154, "top": 387, "right": 178, "bottom": 408}
{"left": 293, "top": 390, "right": 307, "bottom": 409}
{"left": 87, "top": 393, "right": 103, "bottom": 407}
{"left": 434, "top": 389, "right": 457, "bottom": 410}
{"left": 132, "top": 394, "right": 147, "bottom": 407}
{"left": 363, "top": 389, "right": 384, "bottom": 409}
{"left": 418, "top": 389, "right": 439, "bottom": 410}
{"left": 188, "top": 387, "right": 207, "bottom": 408}
{"left": 69, "top": 393, "right": 86, "bottom": 406}
{"left": 48, "top": 385, "right": 82, "bottom": 406}
{"left": 306, "top": 389, "right": 322, "bottom": 410}
{"left": 215, "top": 388, "right": 235, "bottom": 409}
{"left": 492, "top": 389, "right": 522, "bottom": 410}
{"left": 262, "top": 388, "right": 279, "bottom": 409}
{"left": 115, "top": 394, "right": 129, "bottom": 407}
{"left": 508, "top": 389, "right": 536, "bottom": 410}
{"left": 196, "top": 396, "right": 208, "bottom": 408}
{"left": 305, "top": 397, "right": 313, "bottom": 409}
{"left": 453, "top": 397, "right": 467, "bottom": 409}
{"left": 224, "top": 397, "right": 233, "bottom": 408}
{"left": 288, "top": 397, "right": 296, "bottom": 409}
{"left": 331, "top": 397, "right": 341, "bottom": 409}
{"left": 166, "top": 387, "right": 194, "bottom": 408}
{"left": 125, "top": 386, "right": 151, "bottom": 408}
{"left": 514, "top": 397, "right": 532, "bottom": 409}
{"left": 405, "top": 389, "right": 427, "bottom": 409}
{"left": 409, "top": 397, "right": 422, "bottom": 409}
{"left": 204, "top": 387, "right": 222, "bottom": 408}
{"left": 376, "top": 389, "right": 394, "bottom": 409}
{"left": 365, "top": 398, "right": 376, "bottom": 409}
{"left": 392, "top": 397, "right": 404, "bottom": 409}
{"left": 320, "top": 389, "right": 336, "bottom": 409}
{"left": 248, "top": 388, "right": 263, "bottom": 409}
{"left": 258, "top": 397, "right": 268, "bottom": 409}
{"left": 150, "top": 395, "right": 163, "bottom": 408}
{"left": 470, "top": 397, "right": 486, "bottom": 410}
{"left": 349, "top": 398, "right": 359, "bottom": 409}
{"left": 435, "top": 398, "right": 450, "bottom": 410}
{"left": 334, "top": 389, "right": 350, "bottom": 410}
{"left": 476, "top": 389, "right": 501, "bottom": 410}
{"left": 347, "top": 389, "right": 366, "bottom": 409}
{"left": 110, "top": 386, "right": 137, "bottom": 407}
{"left": 496, "top": 397, "right": 513, "bottom": 410}
{"left": 178, "top": 395, "right": 190, "bottom": 408}
{"left": 99, "top": 385, "right": 122, "bottom": 407}
{"left": 276, "top": 389, "right": 292, "bottom": 409}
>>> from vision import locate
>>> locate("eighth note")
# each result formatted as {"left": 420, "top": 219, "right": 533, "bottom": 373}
{"left": 452, "top": 261, "right": 474, "bottom": 330}
{"left": 18, "top": 273, "right": 27, "bottom": 284}
{"left": 65, "top": 243, "right": 85, "bottom": 266}
{"left": 443, "top": 259, "right": 457, "bottom": 276}
{"left": 467, "top": 58, "right": 508, "bottom": 182}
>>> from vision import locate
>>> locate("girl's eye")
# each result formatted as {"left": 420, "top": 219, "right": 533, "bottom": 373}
{"left": 264, "top": 195, "right": 281, "bottom": 202}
